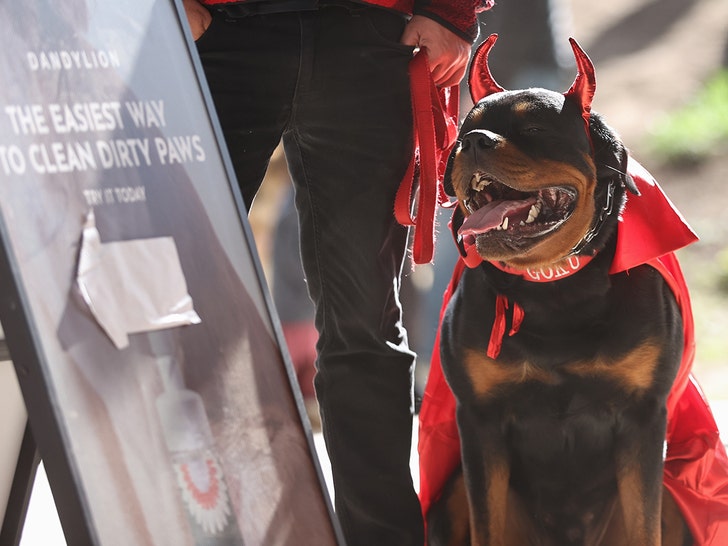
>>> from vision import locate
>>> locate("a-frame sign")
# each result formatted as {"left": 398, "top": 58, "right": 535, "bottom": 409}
{"left": 0, "top": 1, "right": 342, "bottom": 544}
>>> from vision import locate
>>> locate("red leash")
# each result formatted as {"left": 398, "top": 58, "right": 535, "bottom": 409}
{"left": 394, "top": 51, "right": 459, "bottom": 264}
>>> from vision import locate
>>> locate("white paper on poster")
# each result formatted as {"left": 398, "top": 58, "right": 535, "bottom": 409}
{"left": 76, "top": 210, "right": 201, "bottom": 349}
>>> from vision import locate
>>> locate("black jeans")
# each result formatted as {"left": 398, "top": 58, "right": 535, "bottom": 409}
{"left": 195, "top": 6, "right": 423, "bottom": 545}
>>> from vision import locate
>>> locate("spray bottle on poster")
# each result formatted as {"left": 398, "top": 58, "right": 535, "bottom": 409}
{"left": 152, "top": 333, "right": 245, "bottom": 545}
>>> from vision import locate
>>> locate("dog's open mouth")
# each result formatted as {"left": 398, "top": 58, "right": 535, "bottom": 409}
{"left": 458, "top": 171, "right": 577, "bottom": 245}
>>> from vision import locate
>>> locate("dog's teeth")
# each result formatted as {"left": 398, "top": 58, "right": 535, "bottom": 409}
{"left": 500, "top": 217, "right": 509, "bottom": 230}
{"left": 526, "top": 203, "right": 540, "bottom": 224}
{"left": 470, "top": 174, "right": 490, "bottom": 192}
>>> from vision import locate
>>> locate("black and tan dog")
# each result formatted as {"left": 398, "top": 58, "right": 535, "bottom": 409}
{"left": 427, "top": 35, "right": 692, "bottom": 545}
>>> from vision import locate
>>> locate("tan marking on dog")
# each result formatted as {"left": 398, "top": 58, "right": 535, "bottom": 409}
{"left": 451, "top": 144, "right": 599, "bottom": 269}
{"left": 478, "top": 459, "right": 510, "bottom": 546}
{"left": 565, "top": 342, "right": 661, "bottom": 393}
{"left": 498, "top": 152, "right": 597, "bottom": 269}
{"left": 512, "top": 100, "right": 532, "bottom": 116}
{"left": 443, "top": 472, "right": 470, "bottom": 546}
{"left": 615, "top": 463, "right": 661, "bottom": 545}
{"left": 661, "top": 486, "right": 691, "bottom": 546}
{"left": 472, "top": 147, "right": 597, "bottom": 193}
{"left": 464, "top": 349, "right": 557, "bottom": 400}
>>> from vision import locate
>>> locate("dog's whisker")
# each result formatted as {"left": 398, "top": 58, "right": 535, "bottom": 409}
{"left": 600, "top": 163, "right": 627, "bottom": 176}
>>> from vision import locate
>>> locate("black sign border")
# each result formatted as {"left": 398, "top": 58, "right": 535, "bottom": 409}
{"left": 0, "top": 1, "right": 344, "bottom": 543}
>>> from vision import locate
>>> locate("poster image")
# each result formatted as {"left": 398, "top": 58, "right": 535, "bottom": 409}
{"left": 0, "top": 1, "right": 342, "bottom": 544}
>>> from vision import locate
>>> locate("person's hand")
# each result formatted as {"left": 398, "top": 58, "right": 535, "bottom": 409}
{"left": 400, "top": 15, "right": 471, "bottom": 88}
{"left": 182, "top": 0, "right": 212, "bottom": 41}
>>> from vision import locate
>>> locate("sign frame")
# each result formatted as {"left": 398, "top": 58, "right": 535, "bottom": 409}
{"left": 0, "top": 1, "right": 343, "bottom": 544}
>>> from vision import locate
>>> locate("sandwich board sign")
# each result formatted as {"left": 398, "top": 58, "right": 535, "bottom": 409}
{"left": 0, "top": 1, "right": 343, "bottom": 544}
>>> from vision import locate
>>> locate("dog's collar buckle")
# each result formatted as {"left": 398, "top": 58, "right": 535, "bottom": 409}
{"left": 570, "top": 180, "right": 616, "bottom": 256}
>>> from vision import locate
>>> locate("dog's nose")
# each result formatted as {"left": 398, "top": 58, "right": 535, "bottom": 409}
{"left": 460, "top": 129, "right": 499, "bottom": 152}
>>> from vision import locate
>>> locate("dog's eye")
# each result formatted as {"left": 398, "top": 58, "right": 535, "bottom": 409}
{"left": 521, "top": 125, "right": 544, "bottom": 135}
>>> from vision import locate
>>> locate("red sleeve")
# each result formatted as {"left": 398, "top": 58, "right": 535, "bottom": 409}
{"left": 414, "top": 0, "right": 493, "bottom": 42}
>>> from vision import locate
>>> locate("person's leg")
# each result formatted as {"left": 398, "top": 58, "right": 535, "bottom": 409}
{"left": 283, "top": 6, "right": 423, "bottom": 545}
{"left": 194, "top": 10, "right": 299, "bottom": 207}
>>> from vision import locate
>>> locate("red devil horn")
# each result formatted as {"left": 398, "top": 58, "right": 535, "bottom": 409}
{"left": 468, "top": 34, "right": 505, "bottom": 104}
{"left": 563, "top": 37, "right": 596, "bottom": 137}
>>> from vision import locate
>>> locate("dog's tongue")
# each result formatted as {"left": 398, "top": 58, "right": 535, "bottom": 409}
{"left": 459, "top": 198, "right": 536, "bottom": 237}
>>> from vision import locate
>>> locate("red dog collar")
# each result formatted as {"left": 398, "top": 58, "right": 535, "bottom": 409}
{"left": 484, "top": 255, "right": 593, "bottom": 359}
{"left": 488, "top": 254, "right": 595, "bottom": 282}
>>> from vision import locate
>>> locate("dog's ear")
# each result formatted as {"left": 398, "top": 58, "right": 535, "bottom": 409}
{"left": 588, "top": 112, "right": 639, "bottom": 195}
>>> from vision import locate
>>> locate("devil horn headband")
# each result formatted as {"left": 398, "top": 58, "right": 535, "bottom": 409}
{"left": 468, "top": 34, "right": 597, "bottom": 138}
{"left": 467, "top": 33, "right": 504, "bottom": 100}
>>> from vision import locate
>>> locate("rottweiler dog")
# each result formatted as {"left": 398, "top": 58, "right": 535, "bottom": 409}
{"left": 427, "top": 35, "right": 692, "bottom": 545}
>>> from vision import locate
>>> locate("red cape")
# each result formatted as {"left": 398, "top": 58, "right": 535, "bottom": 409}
{"left": 418, "top": 158, "right": 728, "bottom": 544}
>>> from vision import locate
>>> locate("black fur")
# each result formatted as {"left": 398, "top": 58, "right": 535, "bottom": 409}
{"left": 430, "top": 88, "right": 691, "bottom": 545}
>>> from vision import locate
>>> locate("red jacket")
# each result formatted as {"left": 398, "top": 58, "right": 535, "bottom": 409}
{"left": 418, "top": 159, "right": 728, "bottom": 544}
{"left": 200, "top": 0, "right": 492, "bottom": 42}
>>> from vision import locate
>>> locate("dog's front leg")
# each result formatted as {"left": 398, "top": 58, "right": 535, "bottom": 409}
{"left": 612, "top": 406, "right": 667, "bottom": 546}
{"left": 457, "top": 409, "right": 513, "bottom": 546}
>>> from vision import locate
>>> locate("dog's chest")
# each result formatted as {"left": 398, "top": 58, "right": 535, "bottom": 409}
{"left": 439, "top": 262, "right": 678, "bottom": 408}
